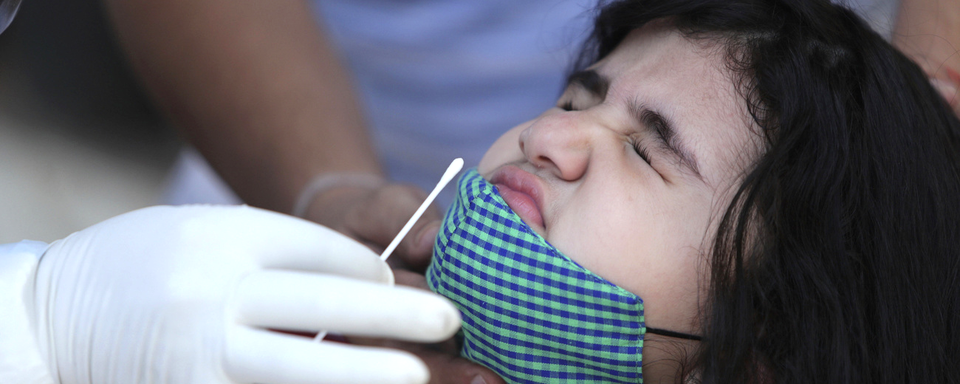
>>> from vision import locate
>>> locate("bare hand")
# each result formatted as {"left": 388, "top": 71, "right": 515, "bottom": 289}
{"left": 304, "top": 182, "right": 441, "bottom": 271}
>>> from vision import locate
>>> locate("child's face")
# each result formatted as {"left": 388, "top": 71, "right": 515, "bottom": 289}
{"left": 478, "top": 24, "right": 759, "bottom": 335}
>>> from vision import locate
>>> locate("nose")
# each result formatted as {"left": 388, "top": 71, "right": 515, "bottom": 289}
{"left": 519, "top": 112, "right": 593, "bottom": 181}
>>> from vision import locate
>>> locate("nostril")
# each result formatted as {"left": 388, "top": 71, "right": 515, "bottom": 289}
{"left": 535, "top": 156, "right": 550, "bottom": 169}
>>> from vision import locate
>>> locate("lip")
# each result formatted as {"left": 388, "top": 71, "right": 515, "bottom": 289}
{"left": 488, "top": 165, "right": 546, "bottom": 231}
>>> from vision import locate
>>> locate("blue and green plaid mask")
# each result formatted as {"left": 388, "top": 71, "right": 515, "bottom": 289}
{"left": 427, "top": 168, "right": 701, "bottom": 383}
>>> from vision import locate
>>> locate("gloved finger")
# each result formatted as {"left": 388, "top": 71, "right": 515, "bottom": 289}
{"left": 223, "top": 326, "right": 430, "bottom": 384}
{"left": 233, "top": 270, "right": 460, "bottom": 342}
{"left": 344, "top": 184, "right": 442, "bottom": 269}
{"left": 187, "top": 205, "right": 389, "bottom": 283}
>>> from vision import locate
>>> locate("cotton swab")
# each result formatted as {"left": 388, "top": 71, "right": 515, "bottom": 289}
{"left": 313, "top": 158, "right": 463, "bottom": 342}
{"left": 379, "top": 158, "right": 463, "bottom": 261}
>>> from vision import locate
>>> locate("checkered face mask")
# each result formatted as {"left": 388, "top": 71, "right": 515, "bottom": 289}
{"left": 427, "top": 169, "right": 699, "bottom": 383}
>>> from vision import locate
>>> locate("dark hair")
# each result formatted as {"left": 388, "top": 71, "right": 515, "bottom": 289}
{"left": 578, "top": 0, "right": 960, "bottom": 383}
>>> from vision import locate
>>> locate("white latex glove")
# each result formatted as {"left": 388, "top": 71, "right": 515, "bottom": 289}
{"left": 0, "top": 205, "right": 460, "bottom": 384}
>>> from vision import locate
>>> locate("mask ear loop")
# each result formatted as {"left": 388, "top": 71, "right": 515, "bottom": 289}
{"left": 646, "top": 327, "right": 703, "bottom": 341}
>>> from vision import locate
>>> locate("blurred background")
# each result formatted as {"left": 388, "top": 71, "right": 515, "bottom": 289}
{"left": 0, "top": 0, "right": 179, "bottom": 243}
{"left": 0, "top": 0, "right": 899, "bottom": 244}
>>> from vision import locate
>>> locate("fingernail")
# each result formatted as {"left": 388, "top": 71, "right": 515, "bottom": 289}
{"left": 417, "top": 223, "right": 440, "bottom": 250}
{"left": 471, "top": 375, "right": 488, "bottom": 384}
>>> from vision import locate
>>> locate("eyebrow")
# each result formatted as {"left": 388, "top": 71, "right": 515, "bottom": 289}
{"left": 566, "top": 70, "right": 609, "bottom": 100}
{"left": 566, "top": 70, "right": 703, "bottom": 179}
{"left": 629, "top": 100, "right": 703, "bottom": 179}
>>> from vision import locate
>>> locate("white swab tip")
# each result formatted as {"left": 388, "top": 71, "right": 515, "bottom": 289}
{"left": 444, "top": 158, "right": 464, "bottom": 180}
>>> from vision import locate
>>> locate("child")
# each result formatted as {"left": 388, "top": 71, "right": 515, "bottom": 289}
{"left": 424, "top": 0, "right": 960, "bottom": 383}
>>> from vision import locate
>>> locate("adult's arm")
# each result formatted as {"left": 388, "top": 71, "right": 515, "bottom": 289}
{"left": 103, "top": 0, "right": 440, "bottom": 266}
{"left": 102, "top": 0, "right": 378, "bottom": 212}
{"left": 893, "top": 0, "right": 960, "bottom": 113}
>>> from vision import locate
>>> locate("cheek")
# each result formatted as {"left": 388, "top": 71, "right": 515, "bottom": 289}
{"left": 546, "top": 196, "right": 668, "bottom": 287}
{"left": 478, "top": 122, "right": 530, "bottom": 174}
{"left": 549, "top": 190, "right": 714, "bottom": 300}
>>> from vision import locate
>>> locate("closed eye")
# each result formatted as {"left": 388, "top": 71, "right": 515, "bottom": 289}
{"left": 630, "top": 135, "right": 652, "bottom": 164}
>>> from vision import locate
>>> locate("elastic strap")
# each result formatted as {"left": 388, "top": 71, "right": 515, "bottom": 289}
{"left": 646, "top": 327, "right": 703, "bottom": 341}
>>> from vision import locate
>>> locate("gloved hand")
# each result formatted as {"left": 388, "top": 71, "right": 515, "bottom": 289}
{"left": 0, "top": 205, "right": 460, "bottom": 384}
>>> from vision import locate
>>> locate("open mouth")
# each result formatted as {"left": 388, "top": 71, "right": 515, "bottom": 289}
{"left": 488, "top": 165, "right": 546, "bottom": 231}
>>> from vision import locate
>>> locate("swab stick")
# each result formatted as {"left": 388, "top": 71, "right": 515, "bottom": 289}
{"left": 379, "top": 158, "right": 463, "bottom": 261}
{"left": 314, "top": 158, "right": 463, "bottom": 342}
